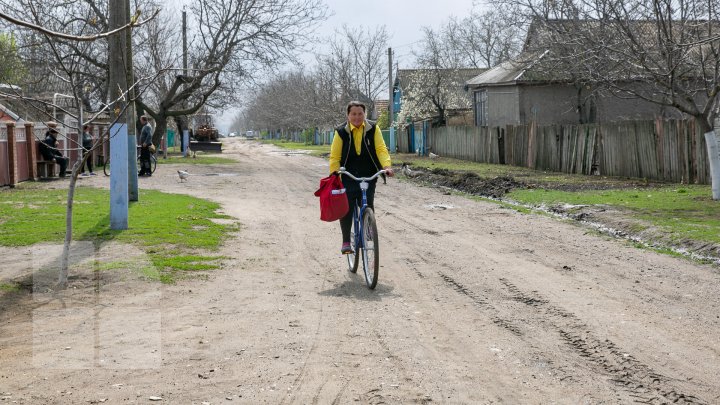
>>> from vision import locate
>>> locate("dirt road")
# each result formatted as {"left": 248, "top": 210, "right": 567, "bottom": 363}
{"left": 1, "top": 138, "right": 719, "bottom": 404}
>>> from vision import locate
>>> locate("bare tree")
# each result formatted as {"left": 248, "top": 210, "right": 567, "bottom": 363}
{"left": 317, "top": 26, "right": 389, "bottom": 114}
{"left": 412, "top": 6, "right": 523, "bottom": 71}
{"left": 505, "top": 0, "right": 720, "bottom": 132}
{"left": 244, "top": 70, "right": 327, "bottom": 136}
{"left": 134, "top": 0, "right": 328, "bottom": 145}
{"left": 395, "top": 68, "right": 480, "bottom": 127}
{"left": 453, "top": 7, "right": 524, "bottom": 68}
{"left": 242, "top": 26, "right": 389, "bottom": 136}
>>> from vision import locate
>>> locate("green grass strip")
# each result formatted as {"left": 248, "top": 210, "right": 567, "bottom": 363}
{"left": 0, "top": 186, "right": 239, "bottom": 283}
{"left": 156, "top": 155, "right": 237, "bottom": 165}
{"left": 509, "top": 186, "right": 720, "bottom": 244}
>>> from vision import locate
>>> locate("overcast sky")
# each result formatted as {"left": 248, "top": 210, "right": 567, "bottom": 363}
{"left": 320, "top": 0, "right": 479, "bottom": 67}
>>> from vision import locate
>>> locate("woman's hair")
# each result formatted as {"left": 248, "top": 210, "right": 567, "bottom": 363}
{"left": 346, "top": 101, "right": 366, "bottom": 114}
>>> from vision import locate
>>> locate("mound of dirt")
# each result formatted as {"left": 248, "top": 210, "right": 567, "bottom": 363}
{"left": 405, "top": 166, "right": 525, "bottom": 199}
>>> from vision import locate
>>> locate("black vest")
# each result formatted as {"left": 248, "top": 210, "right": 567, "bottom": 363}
{"left": 337, "top": 121, "right": 381, "bottom": 179}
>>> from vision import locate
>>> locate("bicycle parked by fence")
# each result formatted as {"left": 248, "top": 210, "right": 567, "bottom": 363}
{"left": 338, "top": 167, "right": 386, "bottom": 289}
{"left": 103, "top": 146, "right": 157, "bottom": 176}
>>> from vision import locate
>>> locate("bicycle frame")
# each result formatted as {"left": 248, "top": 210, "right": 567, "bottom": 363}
{"left": 338, "top": 168, "right": 386, "bottom": 251}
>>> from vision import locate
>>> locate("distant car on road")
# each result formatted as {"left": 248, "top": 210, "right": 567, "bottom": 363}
{"left": 245, "top": 131, "right": 256, "bottom": 139}
{"left": 228, "top": 132, "right": 237, "bottom": 137}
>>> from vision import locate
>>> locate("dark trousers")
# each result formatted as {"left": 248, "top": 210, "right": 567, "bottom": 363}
{"left": 54, "top": 155, "right": 69, "bottom": 177}
{"left": 81, "top": 150, "right": 93, "bottom": 173}
{"left": 139, "top": 146, "right": 151, "bottom": 173}
{"left": 339, "top": 179, "right": 376, "bottom": 243}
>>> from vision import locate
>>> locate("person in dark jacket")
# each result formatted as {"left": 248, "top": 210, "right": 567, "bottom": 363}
{"left": 79, "top": 124, "right": 96, "bottom": 176}
{"left": 39, "top": 121, "right": 69, "bottom": 177}
{"left": 328, "top": 101, "right": 394, "bottom": 254}
{"left": 138, "top": 115, "right": 153, "bottom": 176}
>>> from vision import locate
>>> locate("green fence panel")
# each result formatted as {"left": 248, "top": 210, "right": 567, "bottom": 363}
{"left": 167, "top": 129, "right": 175, "bottom": 147}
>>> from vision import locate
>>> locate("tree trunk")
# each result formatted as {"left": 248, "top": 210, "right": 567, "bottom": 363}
{"left": 696, "top": 114, "right": 712, "bottom": 134}
{"left": 153, "top": 118, "right": 168, "bottom": 147}
{"left": 59, "top": 160, "right": 82, "bottom": 287}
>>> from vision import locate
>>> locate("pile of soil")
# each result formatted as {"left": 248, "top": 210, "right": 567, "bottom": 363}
{"left": 404, "top": 166, "right": 526, "bottom": 199}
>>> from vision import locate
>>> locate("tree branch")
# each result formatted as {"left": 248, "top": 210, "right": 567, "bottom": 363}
{"left": 0, "top": 8, "right": 160, "bottom": 42}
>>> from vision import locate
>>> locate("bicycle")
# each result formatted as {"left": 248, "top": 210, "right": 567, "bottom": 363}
{"left": 103, "top": 146, "right": 157, "bottom": 176}
{"left": 338, "top": 167, "right": 386, "bottom": 289}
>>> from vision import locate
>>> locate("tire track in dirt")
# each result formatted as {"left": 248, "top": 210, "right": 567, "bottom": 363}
{"left": 279, "top": 249, "right": 327, "bottom": 405}
{"left": 329, "top": 379, "right": 349, "bottom": 405}
{"left": 436, "top": 270, "right": 707, "bottom": 403}
{"left": 438, "top": 273, "right": 524, "bottom": 337}
{"left": 384, "top": 204, "right": 709, "bottom": 402}
{"left": 497, "top": 278, "right": 707, "bottom": 404}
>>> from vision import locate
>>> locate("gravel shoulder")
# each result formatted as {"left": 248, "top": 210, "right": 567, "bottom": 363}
{"left": 1, "top": 138, "right": 719, "bottom": 404}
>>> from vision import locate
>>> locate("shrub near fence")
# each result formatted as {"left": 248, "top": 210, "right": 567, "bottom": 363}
{"left": 427, "top": 119, "right": 710, "bottom": 184}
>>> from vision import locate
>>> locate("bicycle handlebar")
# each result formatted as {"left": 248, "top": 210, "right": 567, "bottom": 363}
{"left": 337, "top": 168, "right": 386, "bottom": 182}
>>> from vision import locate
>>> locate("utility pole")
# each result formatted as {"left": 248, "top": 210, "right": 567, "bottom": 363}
{"left": 387, "top": 47, "right": 395, "bottom": 153}
{"left": 181, "top": 8, "right": 189, "bottom": 156}
{"left": 108, "top": 0, "right": 132, "bottom": 229}
{"left": 183, "top": 8, "right": 188, "bottom": 77}
{"left": 388, "top": 47, "right": 393, "bottom": 127}
{"left": 124, "top": 0, "right": 138, "bottom": 201}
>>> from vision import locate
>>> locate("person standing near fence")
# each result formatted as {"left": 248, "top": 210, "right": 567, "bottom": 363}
{"left": 79, "top": 124, "right": 96, "bottom": 177}
{"left": 138, "top": 115, "right": 153, "bottom": 177}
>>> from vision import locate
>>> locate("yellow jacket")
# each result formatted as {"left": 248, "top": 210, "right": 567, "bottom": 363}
{"left": 329, "top": 121, "right": 391, "bottom": 174}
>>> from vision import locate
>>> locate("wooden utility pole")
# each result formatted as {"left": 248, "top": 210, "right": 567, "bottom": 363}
{"left": 181, "top": 8, "right": 189, "bottom": 155}
{"left": 183, "top": 8, "right": 188, "bottom": 77}
{"left": 124, "top": 0, "right": 138, "bottom": 201}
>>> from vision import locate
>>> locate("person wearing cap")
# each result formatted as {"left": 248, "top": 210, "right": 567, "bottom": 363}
{"left": 39, "top": 121, "right": 69, "bottom": 177}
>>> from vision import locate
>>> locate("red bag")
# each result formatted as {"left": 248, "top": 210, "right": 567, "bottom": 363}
{"left": 314, "top": 174, "right": 349, "bottom": 222}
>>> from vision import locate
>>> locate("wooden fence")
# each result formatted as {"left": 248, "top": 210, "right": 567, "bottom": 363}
{"left": 426, "top": 120, "right": 710, "bottom": 184}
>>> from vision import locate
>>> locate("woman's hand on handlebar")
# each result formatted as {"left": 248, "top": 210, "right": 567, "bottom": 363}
{"left": 383, "top": 166, "right": 394, "bottom": 177}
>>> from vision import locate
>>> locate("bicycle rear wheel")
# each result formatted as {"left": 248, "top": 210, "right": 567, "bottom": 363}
{"left": 136, "top": 154, "right": 157, "bottom": 174}
{"left": 347, "top": 208, "right": 359, "bottom": 273}
{"left": 361, "top": 208, "right": 379, "bottom": 289}
{"left": 103, "top": 158, "right": 110, "bottom": 176}
{"left": 150, "top": 155, "right": 157, "bottom": 174}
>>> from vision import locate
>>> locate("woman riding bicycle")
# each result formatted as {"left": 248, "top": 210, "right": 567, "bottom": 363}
{"left": 329, "top": 101, "right": 394, "bottom": 254}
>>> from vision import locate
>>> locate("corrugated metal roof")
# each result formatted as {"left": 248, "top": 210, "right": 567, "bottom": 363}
{"left": 465, "top": 52, "right": 547, "bottom": 87}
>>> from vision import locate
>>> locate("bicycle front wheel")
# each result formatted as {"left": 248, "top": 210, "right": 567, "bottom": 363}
{"left": 347, "top": 208, "right": 360, "bottom": 273}
{"left": 361, "top": 208, "right": 379, "bottom": 289}
{"left": 103, "top": 158, "right": 110, "bottom": 176}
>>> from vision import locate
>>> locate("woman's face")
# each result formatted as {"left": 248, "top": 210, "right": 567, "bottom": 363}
{"left": 347, "top": 106, "right": 365, "bottom": 127}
